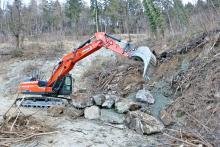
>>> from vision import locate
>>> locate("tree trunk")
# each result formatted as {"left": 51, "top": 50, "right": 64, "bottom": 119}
{"left": 95, "top": 2, "right": 99, "bottom": 32}
{"left": 15, "top": 34, "right": 20, "bottom": 49}
{"left": 125, "top": 1, "right": 131, "bottom": 41}
{"left": 166, "top": 9, "right": 174, "bottom": 38}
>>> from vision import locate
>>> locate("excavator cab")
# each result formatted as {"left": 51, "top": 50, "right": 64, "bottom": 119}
{"left": 52, "top": 74, "right": 73, "bottom": 96}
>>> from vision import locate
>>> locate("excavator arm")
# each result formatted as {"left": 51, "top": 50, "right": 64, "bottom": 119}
{"left": 47, "top": 32, "right": 133, "bottom": 87}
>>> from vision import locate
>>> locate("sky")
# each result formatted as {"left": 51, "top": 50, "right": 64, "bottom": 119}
{"left": 0, "top": 0, "right": 200, "bottom": 9}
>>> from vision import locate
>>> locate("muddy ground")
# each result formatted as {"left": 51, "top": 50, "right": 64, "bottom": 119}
{"left": 0, "top": 31, "right": 219, "bottom": 146}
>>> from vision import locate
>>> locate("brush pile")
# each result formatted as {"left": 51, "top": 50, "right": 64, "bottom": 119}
{"left": 83, "top": 57, "right": 145, "bottom": 97}
{"left": 0, "top": 114, "right": 53, "bottom": 146}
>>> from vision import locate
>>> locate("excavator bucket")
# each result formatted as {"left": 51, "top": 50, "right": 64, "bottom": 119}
{"left": 129, "top": 47, "right": 157, "bottom": 79}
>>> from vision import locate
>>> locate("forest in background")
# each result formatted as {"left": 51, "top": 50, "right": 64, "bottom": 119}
{"left": 0, "top": 0, "right": 219, "bottom": 49}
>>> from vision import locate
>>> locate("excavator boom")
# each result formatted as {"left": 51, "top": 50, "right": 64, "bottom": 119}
{"left": 47, "top": 32, "right": 131, "bottom": 87}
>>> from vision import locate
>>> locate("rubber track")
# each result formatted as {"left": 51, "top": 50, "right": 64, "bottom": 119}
{"left": 16, "top": 97, "right": 65, "bottom": 108}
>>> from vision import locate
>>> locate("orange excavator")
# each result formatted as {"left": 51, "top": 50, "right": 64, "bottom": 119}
{"left": 16, "top": 32, "right": 156, "bottom": 107}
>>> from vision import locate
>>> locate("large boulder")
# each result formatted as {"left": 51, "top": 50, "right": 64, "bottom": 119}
{"left": 84, "top": 106, "right": 100, "bottom": 119}
{"left": 102, "top": 95, "right": 119, "bottom": 108}
{"left": 125, "top": 111, "right": 164, "bottom": 135}
{"left": 136, "top": 89, "right": 155, "bottom": 104}
{"left": 100, "top": 109, "right": 125, "bottom": 124}
{"left": 93, "top": 94, "right": 106, "bottom": 106}
{"left": 115, "top": 99, "right": 141, "bottom": 114}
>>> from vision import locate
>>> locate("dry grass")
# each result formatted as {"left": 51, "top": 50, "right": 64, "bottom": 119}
{"left": 0, "top": 34, "right": 82, "bottom": 63}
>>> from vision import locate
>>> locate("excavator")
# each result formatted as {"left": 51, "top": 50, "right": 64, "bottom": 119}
{"left": 15, "top": 32, "right": 156, "bottom": 108}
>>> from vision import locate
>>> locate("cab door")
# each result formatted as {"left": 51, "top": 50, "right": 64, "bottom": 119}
{"left": 59, "top": 75, "right": 72, "bottom": 95}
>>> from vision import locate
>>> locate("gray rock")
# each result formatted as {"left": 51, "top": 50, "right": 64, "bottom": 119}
{"left": 93, "top": 94, "right": 106, "bottom": 106}
{"left": 159, "top": 109, "right": 175, "bottom": 126}
{"left": 102, "top": 95, "right": 119, "bottom": 108}
{"left": 115, "top": 99, "right": 141, "bottom": 114}
{"left": 136, "top": 89, "right": 155, "bottom": 104}
{"left": 71, "top": 97, "right": 93, "bottom": 109}
{"left": 100, "top": 109, "right": 125, "bottom": 124}
{"left": 102, "top": 99, "right": 114, "bottom": 108}
{"left": 115, "top": 101, "right": 130, "bottom": 113}
{"left": 64, "top": 107, "right": 84, "bottom": 119}
{"left": 84, "top": 106, "right": 100, "bottom": 119}
{"left": 214, "top": 91, "right": 220, "bottom": 99}
{"left": 125, "top": 111, "right": 164, "bottom": 135}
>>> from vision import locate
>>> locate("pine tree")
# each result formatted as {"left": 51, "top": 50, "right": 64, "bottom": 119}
{"left": 53, "top": 0, "right": 62, "bottom": 31}
{"left": 90, "top": 0, "right": 100, "bottom": 32}
{"left": 185, "top": 2, "right": 194, "bottom": 15}
{"left": 29, "top": 0, "right": 38, "bottom": 35}
{"left": 196, "top": 0, "right": 207, "bottom": 11}
{"left": 0, "top": 7, "right": 2, "bottom": 21}
{"left": 173, "top": 0, "right": 188, "bottom": 28}
{"left": 103, "top": 0, "right": 122, "bottom": 32}
{"left": 207, "top": 0, "right": 220, "bottom": 14}
{"left": 158, "top": 0, "right": 173, "bottom": 34}
{"left": 207, "top": 0, "right": 220, "bottom": 8}
{"left": 127, "top": 0, "right": 143, "bottom": 34}
{"left": 41, "top": 0, "right": 55, "bottom": 32}
{"left": 143, "top": 0, "right": 164, "bottom": 36}
{"left": 65, "top": 0, "right": 83, "bottom": 34}
{"left": 7, "top": 0, "right": 25, "bottom": 49}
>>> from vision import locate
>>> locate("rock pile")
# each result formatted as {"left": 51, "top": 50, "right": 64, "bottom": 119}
{"left": 69, "top": 89, "right": 164, "bottom": 135}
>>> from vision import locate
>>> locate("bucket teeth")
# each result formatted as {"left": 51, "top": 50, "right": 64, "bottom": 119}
{"left": 130, "top": 47, "right": 157, "bottom": 79}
